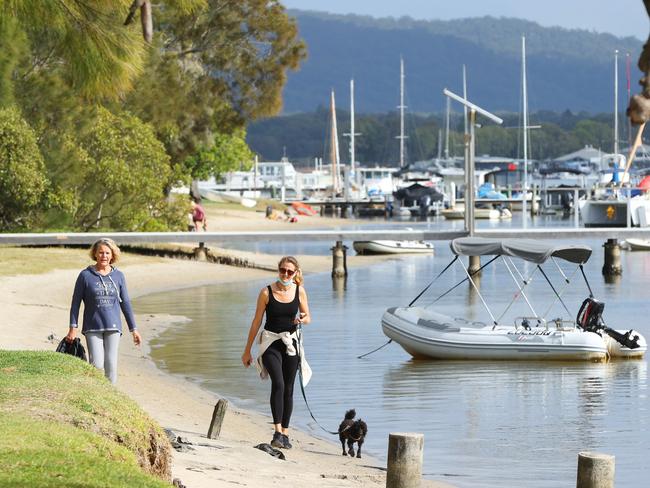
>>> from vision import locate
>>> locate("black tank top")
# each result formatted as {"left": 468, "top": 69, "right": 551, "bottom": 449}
{"left": 264, "top": 285, "right": 300, "bottom": 334}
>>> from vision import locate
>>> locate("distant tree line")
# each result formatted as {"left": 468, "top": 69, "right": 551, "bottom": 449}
{"left": 247, "top": 108, "right": 627, "bottom": 166}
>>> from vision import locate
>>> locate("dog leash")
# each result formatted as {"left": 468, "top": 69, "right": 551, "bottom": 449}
{"left": 295, "top": 326, "right": 339, "bottom": 436}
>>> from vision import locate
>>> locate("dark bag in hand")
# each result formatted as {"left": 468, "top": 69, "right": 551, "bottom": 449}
{"left": 56, "top": 337, "right": 87, "bottom": 361}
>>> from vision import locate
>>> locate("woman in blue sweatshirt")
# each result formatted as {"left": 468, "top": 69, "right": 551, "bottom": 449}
{"left": 65, "top": 238, "right": 141, "bottom": 384}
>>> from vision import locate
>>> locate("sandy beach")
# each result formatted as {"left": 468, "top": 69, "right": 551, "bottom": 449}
{"left": 0, "top": 211, "right": 455, "bottom": 488}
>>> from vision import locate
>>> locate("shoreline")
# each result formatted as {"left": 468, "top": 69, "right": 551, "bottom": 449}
{"left": 0, "top": 244, "right": 456, "bottom": 487}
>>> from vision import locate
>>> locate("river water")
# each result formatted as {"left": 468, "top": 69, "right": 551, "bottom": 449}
{"left": 134, "top": 218, "right": 650, "bottom": 488}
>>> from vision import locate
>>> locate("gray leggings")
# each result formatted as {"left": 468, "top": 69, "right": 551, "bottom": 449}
{"left": 86, "top": 331, "right": 121, "bottom": 384}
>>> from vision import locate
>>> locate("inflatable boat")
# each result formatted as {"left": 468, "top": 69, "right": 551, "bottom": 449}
{"left": 382, "top": 237, "right": 646, "bottom": 361}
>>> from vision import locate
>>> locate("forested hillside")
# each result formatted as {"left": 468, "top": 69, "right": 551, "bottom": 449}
{"left": 247, "top": 108, "right": 621, "bottom": 164}
{"left": 281, "top": 10, "right": 641, "bottom": 114}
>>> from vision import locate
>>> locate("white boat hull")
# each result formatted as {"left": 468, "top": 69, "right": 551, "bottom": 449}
{"left": 441, "top": 207, "right": 506, "bottom": 220}
{"left": 382, "top": 307, "right": 646, "bottom": 361}
{"left": 199, "top": 189, "right": 257, "bottom": 208}
{"left": 353, "top": 240, "right": 434, "bottom": 255}
{"left": 625, "top": 238, "right": 650, "bottom": 251}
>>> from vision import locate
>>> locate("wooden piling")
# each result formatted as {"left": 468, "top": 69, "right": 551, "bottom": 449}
{"left": 386, "top": 433, "right": 423, "bottom": 488}
{"left": 194, "top": 242, "right": 208, "bottom": 261}
{"left": 207, "top": 399, "right": 228, "bottom": 439}
{"left": 331, "top": 241, "right": 348, "bottom": 278}
{"left": 602, "top": 239, "right": 622, "bottom": 276}
{"left": 576, "top": 451, "right": 615, "bottom": 488}
{"left": 469, "top": 255, "right": 481, "bottom": 276}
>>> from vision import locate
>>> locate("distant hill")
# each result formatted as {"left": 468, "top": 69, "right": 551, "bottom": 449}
{"left": 281, "top": 10, "right": 642, "bottom": 114}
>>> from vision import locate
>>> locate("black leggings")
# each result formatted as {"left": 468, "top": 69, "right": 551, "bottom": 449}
{"left": 262, "top": 339, "right": 300, "bottom": 428}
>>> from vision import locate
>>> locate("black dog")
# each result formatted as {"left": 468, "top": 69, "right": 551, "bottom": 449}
{"left": 338, "top": 409, "right": 367, "bottom": 458}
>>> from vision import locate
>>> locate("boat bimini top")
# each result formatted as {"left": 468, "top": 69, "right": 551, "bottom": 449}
{"left": 449, "top": 237, "right": 592, "bottom": 264}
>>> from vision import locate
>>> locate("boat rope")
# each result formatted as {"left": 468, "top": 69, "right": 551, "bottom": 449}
{"left": 408, "top": 255, "right": 458, "bottom": 306}
{"left": 428, "top": 255, "right": 500, "bottom": 305}
{"left": 295, "top": 326, "right": 339, "bottom": 435}
{"left": 458, "top": 258, "right": 498, "bottom": 325}
{"left": 357, "top": 339, "right": 393, "bottom": 359}
{"left": 579, "top": 264, "right": 594, "bottom": 298}
{"left": 536, "top": 265, "right": 572, "bottom": 317}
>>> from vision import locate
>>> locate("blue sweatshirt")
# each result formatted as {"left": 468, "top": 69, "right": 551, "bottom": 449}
{"left": 69, "top": 266, "right": 137, "bottom": 334}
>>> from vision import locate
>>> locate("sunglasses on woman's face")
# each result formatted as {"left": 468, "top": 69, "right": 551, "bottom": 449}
{"left": 279, "top": 267, "right": 296, "bottom": 276}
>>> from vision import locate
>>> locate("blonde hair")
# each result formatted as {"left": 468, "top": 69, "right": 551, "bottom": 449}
{"left": 278, "top": 256, "right": 303, "bottom": 286}
{"left": 89, "top": 238, "right": 121, "bottom": 264}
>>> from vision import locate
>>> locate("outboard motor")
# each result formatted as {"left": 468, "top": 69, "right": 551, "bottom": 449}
{"left": 576, "top": 297, "right": 641, "bottom": 349}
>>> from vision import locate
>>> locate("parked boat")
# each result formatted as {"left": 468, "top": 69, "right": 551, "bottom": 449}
{"left": 381, "top": 237, "right": 646, "bottom": 361}
{"left": 353, "top": 240, "right": 434, "bottom": 255}
{"left": 624, "top": 238, "right": 650, "bottom": 250}
{"left": 441, "top": 206, "right": 511, "bottom": 220}
{"left": 199, "top": 189, "right": 257, "bottom": 208}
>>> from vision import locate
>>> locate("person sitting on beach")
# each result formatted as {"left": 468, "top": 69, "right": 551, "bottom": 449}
{"left": 65, "top": 238, "right": 142, "bottom": 385}
{"left": 242, "top": 256, "right": 311, "bottom": 450}
{"left": 191, "top": 199, "right": 207, "bottom": 231}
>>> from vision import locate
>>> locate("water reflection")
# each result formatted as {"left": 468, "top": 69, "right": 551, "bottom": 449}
{"left": 136, "top": 239, "right": 650, "bottom": 488}
{"left": 332, "top": 275, "right": 347, "bottom": 295}
{"left": 380, "top": 360, "right": 647, "bottom": 487}
{"left": 603, "top": 273, "right": 622, "bottom": 285}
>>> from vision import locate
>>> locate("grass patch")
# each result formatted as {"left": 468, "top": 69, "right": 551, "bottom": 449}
{"left": 0, "top": 247, "right": 166, "bottom": 277}
{"left": 0, "top": 351, "right": 172, "bottom": 486}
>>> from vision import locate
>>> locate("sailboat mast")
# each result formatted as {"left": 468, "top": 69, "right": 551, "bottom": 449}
{"left": 614, "top": 50, "right": 619, "bottom": 156}
{"left": 330, "top": 89, "right": 340, "bottom": 194}
{"left": 444, "top": 97, "right": 450, "bottom": 159}
{"left": 522, "top": 36, "right": 529, "bottom": 194}
{"left": 343, "top": 79, "right": 361, "bottom": 183}
{"left": 397, "top": 56, "right": 407, "bottom": 167}
{"left": 627, "top": 52, "right": 632, "bottom": 147}
{"left": 349, "top": 79, "right": 356, "bottom": 176}
{"left": 463, "top": 64, "right": 468, "bottom": 135}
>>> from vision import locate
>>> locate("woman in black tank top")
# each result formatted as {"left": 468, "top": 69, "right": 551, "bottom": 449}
{"left": 242, "top": 256, "right": 311, "bottom": 450}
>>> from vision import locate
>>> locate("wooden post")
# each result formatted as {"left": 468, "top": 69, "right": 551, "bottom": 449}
{"left": 531, "top": 184, "right": 539, "bottom": 215}
{"left": 469, "top": 256, "right": 481, "bottom": 276}
{"left": 386, "top": 433, "right": 423, "bottom": 488}
{"left": 194, "top": 242, "right": 208, "bottom": 262}
{"left": 602, "top": 239, "right": 622, "bottom": 276}
{"left": 331, "top": 241, "right": 348, "bottom": 278}
{"left": 576, "top": 452, "right": 615, "bottom": 488}
{"left": 207, "top": 399, "right": 228, "bottom": 439}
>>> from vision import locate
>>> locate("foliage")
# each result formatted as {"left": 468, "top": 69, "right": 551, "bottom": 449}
{"left": 247, "top": 108, "right": 625, "bottom": 164}
{"left": 0, "top": 107, "right": 48, "bottom": 230}
{"left": 0, "top": 0, "right": 147, "bottom": 99}
{"left": 0, "top": 350, "right": 171, "bottom": 485}
{"left": 185, "top": 129, "right": 254, "bottom": 180}
{"left": 0, "top": 17, "right": 28, "bottom": 106}
{"left": 69, "top": 107, "right": 173, "bottom": 231}
{"left": 126, "top": 0, "right": 306, "bottom": 172}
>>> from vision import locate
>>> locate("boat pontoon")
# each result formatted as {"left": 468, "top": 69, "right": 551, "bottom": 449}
{"left": 382, "top": 237, "right": 646, "bottom": 361}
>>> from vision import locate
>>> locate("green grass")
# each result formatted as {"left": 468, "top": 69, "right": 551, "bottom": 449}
{"left": 0, "top": 246, "right": 166, "bottom": 277}
{"left": 0, "top": 351, "right": 172, "bottom": 487}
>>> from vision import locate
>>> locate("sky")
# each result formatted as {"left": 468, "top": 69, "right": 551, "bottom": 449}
{"left": 282, "top": 0, "right": 649, "bottom": 40}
